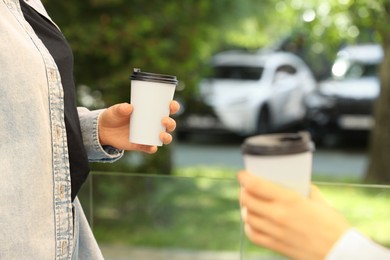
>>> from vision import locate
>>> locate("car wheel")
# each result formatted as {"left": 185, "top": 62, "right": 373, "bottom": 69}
{"left": 306, "top": 124, "right": 322, "bottom": 146}
{"left": 175, "top": 131, "right": 190, "bottom": 141}
{"left": 256, "top": 108, "right": 271, "bottom": 134}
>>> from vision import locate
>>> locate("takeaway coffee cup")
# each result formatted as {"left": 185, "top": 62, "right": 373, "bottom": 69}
{"left": 129, "top": 68, "right": 178, "bottom": 146}
{"left": 241, "top": 132, "right": 314, "bottom": 197}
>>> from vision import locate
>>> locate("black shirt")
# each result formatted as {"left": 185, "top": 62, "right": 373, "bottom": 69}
{"left": 20, "top": 1, "right": 90, "bottom": 201}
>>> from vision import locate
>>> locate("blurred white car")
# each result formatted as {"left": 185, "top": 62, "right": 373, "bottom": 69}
{"left": 305, "top": 44, "right": 383, "bottom": 144}
{"left": 197, "top": 50, "right": 316, "bottom": 136}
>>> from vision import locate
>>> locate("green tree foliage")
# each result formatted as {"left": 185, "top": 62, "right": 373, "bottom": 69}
{"left": 43, "top": 0, "right": 275, "bottom": 175}
{"left": 270, "top": 0, "right": 382, "bottom": 79}
{"left": 273, "top": 0, "right": 390, "bottom": 183}
{"left": 43, "top": 0, "right": 273, "bottom": 104}
{"left": 42, "top": 0, "right": 283, "bottom": 219}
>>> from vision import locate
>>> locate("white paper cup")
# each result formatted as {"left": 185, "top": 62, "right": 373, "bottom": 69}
{"left": 129, "top": 68, "right": 178, "bottom": 146}
{"left": 241, "top": 132, "right": 314, "bottom": 197}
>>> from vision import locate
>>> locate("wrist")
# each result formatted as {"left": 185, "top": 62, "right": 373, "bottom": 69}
{"left": 97, "top": 110, "right": 108, "bottom": 146}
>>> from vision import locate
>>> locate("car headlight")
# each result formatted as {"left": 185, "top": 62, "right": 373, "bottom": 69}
{"left": 305, "top": 93, "right": 335, "bottom": 109}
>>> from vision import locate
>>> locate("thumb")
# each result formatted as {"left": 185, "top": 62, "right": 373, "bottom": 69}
{"left": 100, "top": 103, "right": 133, "bottom": 127}
{"left": 111, "top": 103, "right": 132, "bottom": 117}
{"left": 107, "top": 103, "right": 132, "bottom": 119}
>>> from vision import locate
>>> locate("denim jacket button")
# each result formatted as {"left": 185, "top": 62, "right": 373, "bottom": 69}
{"left": 59, "top": 185, "right": 65, "bottom": 198}
{"left": 48, "top": 69, "right": 56, "bottom": 82}
{"left": 55, "top": 126, "right": 61, "bottom": 139}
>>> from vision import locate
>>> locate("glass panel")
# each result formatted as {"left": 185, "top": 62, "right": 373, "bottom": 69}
{"left": 78, "top": 172, "right": 250, "bottom": 259}
{"left": 78, "top": 172, "right": 390, "bottom": 260}
{"left": 315, "top": 182, "right": 390, "bottom": 247}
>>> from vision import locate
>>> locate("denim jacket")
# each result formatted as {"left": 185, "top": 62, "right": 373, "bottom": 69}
{"left": 0, "top": 0, "right": 123, "bottom": 259}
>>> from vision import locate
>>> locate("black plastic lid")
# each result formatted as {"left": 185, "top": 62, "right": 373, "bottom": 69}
{"left": 130, "top": 68, "right": 178, "bottom": 85}
{"left": 241, "top": 132, "right": 315, "bottom": 156}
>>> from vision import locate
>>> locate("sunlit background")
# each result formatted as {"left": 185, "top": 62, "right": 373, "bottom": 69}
{"left": 43, "top": 0, "right": 390, "bottom": 259}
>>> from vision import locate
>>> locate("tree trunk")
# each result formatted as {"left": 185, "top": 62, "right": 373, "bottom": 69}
{"left": 365, "top": 30, "right": 390, "bottom": 183}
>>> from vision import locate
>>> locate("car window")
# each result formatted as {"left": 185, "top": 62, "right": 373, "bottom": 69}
{"left": 275, "top": 64, "right": 297, "bottom": 75}
{"left": 345, "top": 63, "right": 379, "bottom": 78}
{"left": 332, "top": 58, "right": 379, "bottom": 79}
{"left": 212, "top": 66, "right": 264, "bottom": 80}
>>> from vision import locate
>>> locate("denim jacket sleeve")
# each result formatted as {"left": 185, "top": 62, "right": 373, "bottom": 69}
{"left": 78, "top": 107, "right": 124, "bottom": 162}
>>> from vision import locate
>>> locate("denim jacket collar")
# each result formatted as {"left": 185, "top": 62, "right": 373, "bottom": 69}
{"left": 4, "top": 0, "right": 60, "bottom": 29}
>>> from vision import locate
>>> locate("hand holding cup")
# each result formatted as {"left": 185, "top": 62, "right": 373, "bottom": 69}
{"left": 129, "top": 68, "right": 178, "bottom": 146}
{"left": 98, "top": 100, "right": 180, "bottom": 154}
{"left": 241, "top": 132, "right": 314, "bottom": 196}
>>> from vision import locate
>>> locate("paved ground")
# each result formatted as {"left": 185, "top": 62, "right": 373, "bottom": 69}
{"left": 172, "top": 137, "right": 368, "bottom": 180}
{"left": 100, "top": 245, "right": 288, "bottom": 260}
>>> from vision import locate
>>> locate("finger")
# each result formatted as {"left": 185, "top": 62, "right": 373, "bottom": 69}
{"left": 245, "top": 212, "right": 285, "bottom": 243}
{"left": 245, "top": 224, "right": 280, "bottom": 249}
{"left": 160, "top": 132, "right": 173, "bottom": 145}
{"left": 146, "top": 146, "right": 158, "bottom": 154}
{"left": 162, "top": 117, "right": 176, "bottom": 132}
{"left": 109, "top": 103, "right": 132, "bottom": 117}
{"left": 238, "top": 170, "right": 297, "bottom": 201}
{"left": 128, "top": 142, "right": 158, "bottom": 154}
{"left": 244, "top": 208, "right": 290, "bottom": 239}
{"left": 102, "top": 103, "right": 132, "bottom": 126}
{"left": 244, "top": 224, "right": 296, "bottom": 258}
{"left": 169, "top": 100, "right": 180, "bottom": 115}
{"left": 136, "top": 144, "right": 158, "bottom": 154}
{"left": 116, "top": 103, "right": 133, "bottom": 116}
{"left": 240, "top": 188, "right": 278, "bottom": 219}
